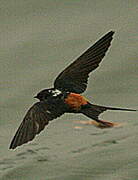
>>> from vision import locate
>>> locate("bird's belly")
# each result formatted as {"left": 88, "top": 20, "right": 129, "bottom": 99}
{"left": 64, "top": 93, "right": 88, "bottom": 110}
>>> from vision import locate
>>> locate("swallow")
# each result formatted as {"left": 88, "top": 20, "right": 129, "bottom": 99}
{"left": 9, "top": 31, "right": 137, "bottom": 149}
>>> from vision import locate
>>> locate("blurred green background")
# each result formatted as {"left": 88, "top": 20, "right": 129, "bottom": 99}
{"left": 0, "top": 0, "right": 138, "bottom": 180}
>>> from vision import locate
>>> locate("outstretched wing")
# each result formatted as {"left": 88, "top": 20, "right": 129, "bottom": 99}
{"left": 54, "top": 31, "right": 114, "bottom": 93}
{"left": 9, "top": 102, "right": 64, "bottom": 149}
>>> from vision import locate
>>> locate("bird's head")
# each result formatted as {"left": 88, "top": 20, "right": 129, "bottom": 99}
{"left": 34, "top": 88, "right": 54, "bottom": 101}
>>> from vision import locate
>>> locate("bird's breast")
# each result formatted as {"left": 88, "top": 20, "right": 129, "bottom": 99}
{"left": 64, "top": 93, "right": 88, "bottom": 110}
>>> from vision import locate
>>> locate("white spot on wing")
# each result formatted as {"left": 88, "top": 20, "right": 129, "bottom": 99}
{"left": 46, "top": 110, "right": 51, "bottom": 114}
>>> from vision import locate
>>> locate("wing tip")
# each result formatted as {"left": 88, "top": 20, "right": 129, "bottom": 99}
{"left": 108, "top": 30, "right": 115, "bottom": 35}
{"left": 9, "top": 141, "right": 18, "bottom": 150}
{"left": 9, "top": 137, "right": 33, "bottom": 150}
{"left": 9, "top": 144, "right": 17, "bottom": 150}
{"left": 9, "top": 138, "right": 22, "bottom": 150}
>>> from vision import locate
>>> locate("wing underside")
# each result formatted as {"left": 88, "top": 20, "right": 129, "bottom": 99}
{"left": 9, "top": 102, "right": 64, "bottom": 149}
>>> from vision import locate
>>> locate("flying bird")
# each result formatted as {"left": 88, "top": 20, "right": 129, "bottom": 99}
{"left": 9, "top": 31, "right": 136, "bottom": 149}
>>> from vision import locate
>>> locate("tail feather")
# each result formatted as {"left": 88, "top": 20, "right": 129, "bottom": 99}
{"left": 100, "top": 106, "right": 137, "bottom": 112}
{"left": 81, "top": 103, "right": 137, "bottom": 128}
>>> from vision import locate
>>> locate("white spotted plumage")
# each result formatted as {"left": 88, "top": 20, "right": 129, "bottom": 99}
{"left": 51, "top": 89, "right": 62, "bottom": 97}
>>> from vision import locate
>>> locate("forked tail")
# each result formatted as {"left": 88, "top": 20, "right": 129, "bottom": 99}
{"left": 81, "top": 103, "right": 137, "bottom": 128}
